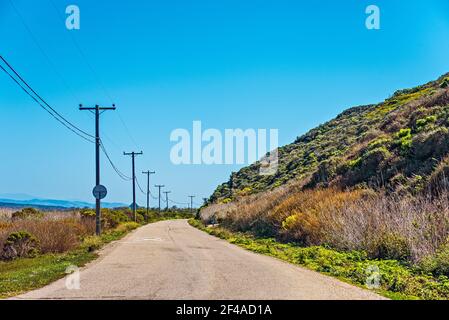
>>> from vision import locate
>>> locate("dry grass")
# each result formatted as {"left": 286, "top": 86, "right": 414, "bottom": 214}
{"left": 201, "top": 187, "right": 449, "bottom": 263}
{"left": 322, "top": 193, "right": 449, "bottom": 262}
{"left": 0, "top": 210, "right": 95, "bottom": 256}
{"left": 0, "top": 208, "right": 14, "bottom": 220}
{"left": 202, "top": 181, "right": 305, "bottom": 235}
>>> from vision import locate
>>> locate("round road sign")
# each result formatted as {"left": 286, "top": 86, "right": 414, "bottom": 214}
{"left": 92, "top": 185, "right": 107, "bottom": 200}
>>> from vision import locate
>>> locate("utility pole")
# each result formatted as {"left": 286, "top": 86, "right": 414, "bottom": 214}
{"left": 155, "top": 185, "right": 165, "bottom": 214}
{"left": 189, "top": 195, "right": 196, "bottom": 214}
{"left": 124, "top": 151, "right": 143, "bottom": 221}
{"left": 79, "top": 104, "right": 116, "bottom": 236}
{"left": 142, "top": 170, "right": 155, "bottom": 222}
{"left": 163, "top": 191, "right": 171, "bottom": 211}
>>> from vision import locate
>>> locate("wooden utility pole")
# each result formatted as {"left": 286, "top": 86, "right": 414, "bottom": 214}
{"left": 124, "top": 151, "right": 143, "bottom": 221}
{"left": 188, "top": 195, "right": 195, "bottom": 214}
{"left": 155, "top": 185, "right": 165, "bottom": 214}
{"left": 79, "top": 104, "right": 116, "bottom": 235}
{"left": 142, "top": 170, "right": 155, "bottom": 221}
{"left": 163, "top": 191, "right": 171, "bottom": 211}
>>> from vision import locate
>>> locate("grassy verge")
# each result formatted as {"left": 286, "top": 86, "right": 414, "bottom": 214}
{"left": 0, "top": 214, "right": 190, "bottom": 299}
{"left": 189, "top": 219, "right": 449, "bottom": 300}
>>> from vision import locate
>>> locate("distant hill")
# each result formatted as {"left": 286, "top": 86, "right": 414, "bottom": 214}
{"left": 0, "top": 196, "right": 126, "bottom": 210}
{"left": 209, "top": 72, "right": 449, "bottom": 202}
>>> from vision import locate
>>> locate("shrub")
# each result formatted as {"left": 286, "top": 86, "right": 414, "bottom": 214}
{"left": 274, "top": 189, "right": 363, "bottom": 245}
{"left": 282, "top": 215, "right": 298, "bottom": 231}
{"left": 115, "top": 222, "right": 140, "bottom": 233}
{"left": 419, "top": 243, "right": 449, "bottom": 277}
{"left": 395, "top": 128, "right": 413, "bottom": 151}
{"left": 102, "top": 209, "right": 130, "bottom": 228}
{"left": 341, "top": 147, "right": 391, "bottom": 186}
{"left": 411, "top": 127, "right": 449, "bottom": 160}
{"left": 221, "top": 198, "right": 232, "bottom": 204}
{"left": 11, "top": 208, "right": 43, "bottom": 221}
{"left": 369, "top": 232, "right": 411, "bottom": 261}
{"left": 80, "top": 235, "right": 103, "bottom": 252}
{"left": 367, "top": 137, "right": 393, "bottom": 150}
{"left": 416, "top": 115, "right": 437, "bottom": 131}
{"left": 280, "top": 212, "right": 322, "bottom": 245}
{"left": 397, "top": 128, "right": 412, "bottom": 139}
{"left": 306, "top": 159, "right": 339, "bottom": 188}
{"left": 1, "top": 231, "right": 40, "bottom": 260}
{"left": 238, "top": 187, "right": 253, "bottom": 196}
{"left": 8, "top": 219, "right": 84, "bottom": 253}
{"left": 347, "top": 158, "right": 362, "bottom": 169}
{"left": 428, "top": 157, "right": 449, "bottom": 194}
{"left": 82, "top": 209, "right": 132, "bottom": 229}
{"left": 80, "top": 209, "right": 95, "bottom": 219}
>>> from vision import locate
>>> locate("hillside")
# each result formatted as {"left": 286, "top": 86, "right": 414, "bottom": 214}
{"left": 198, "top": 73, "right": 449, "bottom": 300}
{"left": 209, "top": 73, "right": 449, "bottom": 203}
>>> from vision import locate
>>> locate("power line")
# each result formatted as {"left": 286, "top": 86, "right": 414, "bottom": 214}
{"left": 100, "top": 140, "right": 132, "bottom": 181}
{"left": 135, "top": 176, "right": 146, "bottom": 194}
{"left": 168, "top": 199, "right": 189, "bottom": 206}
{"left": 149, "top": 188, "right": 158, "bottom": 199}
{"left": 135, "top": 175, "right": 157, "bottom": 199}
{"left": 0, "top": 63, "right": 95, "bottom": 143}
{"left": 136, "top": 178, "right": 157, "bottom": 200}
{"left": 0, "top": 55, "right": 94, "bottom": 140}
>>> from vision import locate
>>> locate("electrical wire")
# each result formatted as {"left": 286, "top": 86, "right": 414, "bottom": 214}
{"left": 6, "top": 1, "right": 177, "bottom": 203}
{"left": 135, "top": 177, "right": 157, "bottom": 200}
{"left": 0, "top": 63, "right": 95, "bottom": 144}
{"left": 100, "top": 140, "right": 132, "bottom": 181}
{"left": 168, "top": 199, "right": 189, "bottom": 206}
{"left": 0, "top": 55, "right": 94, "bottom": 140}
{"left": 135, "top": 176, "right": 146, "bottom": 195}
{"left": 149, "top": 190, "right": 158, "bottom": 200}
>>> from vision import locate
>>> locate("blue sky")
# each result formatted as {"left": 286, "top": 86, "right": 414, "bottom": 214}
{"left": 1, "top": 0, "right": 449, "bottom": 205}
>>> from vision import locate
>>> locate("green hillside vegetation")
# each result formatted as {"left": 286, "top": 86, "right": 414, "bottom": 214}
{"left": 200, "top": 73, "right": 449, "bottom": 299}
{"left": 209, "top": 73, "right": 449, "bottom": 202}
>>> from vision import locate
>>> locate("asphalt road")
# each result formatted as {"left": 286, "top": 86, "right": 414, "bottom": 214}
{"left": 16, "top": 219, "right": 385, "bottom": 300}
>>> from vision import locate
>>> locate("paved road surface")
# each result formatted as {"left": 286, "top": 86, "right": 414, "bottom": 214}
{"left": 16, "top": 219, "right": 385, "bottom": 300}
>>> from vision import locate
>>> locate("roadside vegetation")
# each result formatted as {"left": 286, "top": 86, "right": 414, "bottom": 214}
{"left": 189, "top": 218, "right": 449, "bottom": 300}
{"left": 0, "top": 207, "right": 192, "bottom": 298}
{"left": 200, "top": 73, "right": 449, "bottom": 300}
